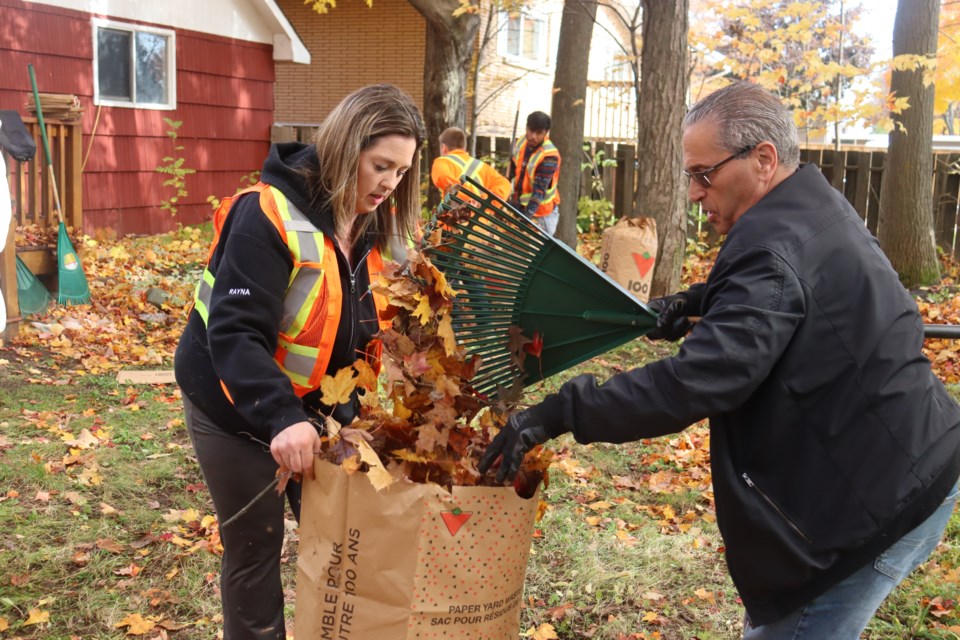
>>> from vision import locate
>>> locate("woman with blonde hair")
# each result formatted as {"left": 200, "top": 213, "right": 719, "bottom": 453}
{"left": 175, "top": 84, "right": 425, "bottom": 639}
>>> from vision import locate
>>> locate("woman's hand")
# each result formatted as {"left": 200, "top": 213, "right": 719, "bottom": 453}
{"left": 270, "top": 421, "right": 321, "bottom": 480}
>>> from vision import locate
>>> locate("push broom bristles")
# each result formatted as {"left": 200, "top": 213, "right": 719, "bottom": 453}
{"left": 423, "top": 177, "right": 658, "bottom": 398}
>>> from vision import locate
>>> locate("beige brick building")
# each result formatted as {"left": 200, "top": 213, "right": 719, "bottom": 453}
{"left": 274, "top": 0, "right": 425, "bottom": 124}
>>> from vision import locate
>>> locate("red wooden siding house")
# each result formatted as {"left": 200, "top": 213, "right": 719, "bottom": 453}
{"left": 0, "top": 0, "right": 308, "bottom": 236}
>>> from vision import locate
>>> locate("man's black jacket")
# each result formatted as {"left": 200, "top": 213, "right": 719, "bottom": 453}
{"left": 535, "top": 164, "right": 960, "bottom": 624}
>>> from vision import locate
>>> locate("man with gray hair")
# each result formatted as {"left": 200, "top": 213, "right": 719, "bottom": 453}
{"left": 480, "top": 81, "right": 960, "bottom": 638}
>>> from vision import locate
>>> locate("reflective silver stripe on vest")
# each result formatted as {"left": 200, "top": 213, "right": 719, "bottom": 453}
{"left": 277, "top": 196, "right": 325, "bottom": 335}
{"left": 195, "top": 273, "right": 214, "bottom": 322}
{"left": 463, "top": 158, "right": 481, "bottom": 180}
{"left": 283, "top": 349, "right": 319, "bottom": 382}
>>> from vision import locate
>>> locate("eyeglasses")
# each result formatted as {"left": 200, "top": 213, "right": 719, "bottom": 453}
{"left": 684, "top": 144, "right": 757, "bottom": 188}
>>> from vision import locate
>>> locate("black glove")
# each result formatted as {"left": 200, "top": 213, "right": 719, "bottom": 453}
{"left": 647, "top": 292, "right": 694, "bottom": 341}
{"left": 478, "top": 407, "right": 566, "bottom": 484}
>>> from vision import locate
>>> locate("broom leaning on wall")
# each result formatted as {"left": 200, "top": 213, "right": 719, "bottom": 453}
{"left": 28, "top": 64, "right": 90, "bottom": 305}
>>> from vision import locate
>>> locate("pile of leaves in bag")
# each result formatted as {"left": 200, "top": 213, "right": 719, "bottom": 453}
{"left": 302, "top": 216, "right": 551, "bottom": 496}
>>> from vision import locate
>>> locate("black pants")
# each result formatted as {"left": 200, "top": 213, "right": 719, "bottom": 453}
{"left": 183, "top": 397, "right": 301, "bottom": 640}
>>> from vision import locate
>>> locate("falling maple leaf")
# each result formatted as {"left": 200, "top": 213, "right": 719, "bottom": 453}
{"left": 523, "top": 331, "right": 544, "bottom": 358}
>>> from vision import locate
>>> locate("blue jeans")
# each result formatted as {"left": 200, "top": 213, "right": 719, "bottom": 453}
{"left": 532, "top": 209, "right": 559, "bottom": 236}
{"left": 743, "top": 480, "right": 959, "bottom": 640}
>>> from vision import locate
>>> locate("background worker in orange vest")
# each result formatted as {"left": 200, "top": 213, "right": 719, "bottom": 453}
{"left": 431, "top": 126, "right": 511, "bottom": 202}
{"left": 174, "top": 84, "right": 426, "bottom": 640}
{"left": 508, "top": 111, "right": 561, "bottom": 236}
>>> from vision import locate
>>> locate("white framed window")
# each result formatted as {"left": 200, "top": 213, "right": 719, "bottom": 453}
{"left": 498, "top": 12, "right": 547, "bottom": 66}
{"left": 93, "top": 19, "right": 176, "bottom": 110}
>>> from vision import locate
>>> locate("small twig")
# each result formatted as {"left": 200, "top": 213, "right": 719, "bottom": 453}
{"left": 238, "top": 431, "right": 270, "bottom": 449}
{"left": 219, "top": 476, "right": 280, "bottom": 529}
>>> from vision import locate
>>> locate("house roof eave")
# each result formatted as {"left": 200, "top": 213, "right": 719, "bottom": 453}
{"left": 255, "top": 0, "right": 311, "bottom": 64}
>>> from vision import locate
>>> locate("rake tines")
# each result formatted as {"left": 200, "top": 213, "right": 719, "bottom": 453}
{"left": 423, "top": 176, "right": 658, "bottom": 398}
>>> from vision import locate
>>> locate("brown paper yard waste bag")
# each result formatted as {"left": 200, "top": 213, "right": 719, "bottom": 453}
{"left": 295, "top": 461, "right": 539, "bottom": 640}
{"left": 600, "top": 216, "right": 658, "bottom": 302}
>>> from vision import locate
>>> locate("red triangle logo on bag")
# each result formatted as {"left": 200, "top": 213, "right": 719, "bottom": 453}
{"left": 632, "top": 251, "right": 655, "bottom": 278}
{"left": 441, "top": 508, "right": 472, "bottom": 536}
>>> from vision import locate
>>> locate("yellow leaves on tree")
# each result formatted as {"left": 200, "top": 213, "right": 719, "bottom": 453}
{"left": 303, "top": 0, "right": 373, "bottom": 15}
{"left": 935, "top": 1, "right": 960, "bottom": 133}
{"left": 689, "top": 0, "right": 881, "bottom": 136}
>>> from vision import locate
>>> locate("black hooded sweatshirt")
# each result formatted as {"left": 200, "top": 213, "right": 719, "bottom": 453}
{"left": 174, "top": 143, "right": 381, "bottom": 443}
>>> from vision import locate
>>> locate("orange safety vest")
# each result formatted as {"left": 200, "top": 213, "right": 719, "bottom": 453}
{"left": 438, "top": 152, "right": 483, "bottom": 195}
{"left": 194, "top": 183, "right": 391, "bottom": 398}
{"left": 511, "top": 138, "right": 561, "bottom": 217}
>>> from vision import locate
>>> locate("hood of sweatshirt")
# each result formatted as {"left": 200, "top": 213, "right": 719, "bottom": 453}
{"left": 259, "top": 142, "right": 335, "bottom": 236}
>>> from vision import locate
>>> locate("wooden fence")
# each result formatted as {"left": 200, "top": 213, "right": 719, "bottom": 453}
{"left": 2, "top": 117, "right": 83, "bottom": 339}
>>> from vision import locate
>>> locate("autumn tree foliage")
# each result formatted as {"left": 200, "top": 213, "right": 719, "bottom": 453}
{"left": 690, "top": 0, "right": 877, "bottom": 141}
{"left": 934, "top": 0, "right": 960, "bottom": 134}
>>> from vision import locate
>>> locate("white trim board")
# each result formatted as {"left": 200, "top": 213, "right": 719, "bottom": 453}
{"left": 25, "top": 0, "right": 309, "bottom": 63}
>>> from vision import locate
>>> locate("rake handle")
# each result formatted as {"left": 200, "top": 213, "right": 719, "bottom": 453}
{"left": 688, "top": 316, "right": 960, "bottom": 339}
{"left": 28, "top": 63, "right": 64, "bottom": 226}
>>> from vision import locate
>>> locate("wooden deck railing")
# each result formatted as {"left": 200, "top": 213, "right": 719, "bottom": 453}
{"left": 2, "top": 117, "right": 83, "bottom": 339}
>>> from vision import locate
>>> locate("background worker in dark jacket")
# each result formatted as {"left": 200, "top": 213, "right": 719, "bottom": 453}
{"left": 508, "top": 111, "right": 561, "bottom": 235}
{"left": 481, "top": 81, "right": 960, "bottom": 639}
{"left": 175, "top": 84, "right": 425, "bottom": 640}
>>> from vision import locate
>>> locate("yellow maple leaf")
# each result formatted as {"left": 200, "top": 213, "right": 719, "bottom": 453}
{"left": 528, "top": 622, "right": 559, "bottom": 640}
{"left": 114, "top": 612, "right": 158, "bottom": 635}
{"left": 393, "top": 399, "right": 413, "bottom": 420}
{"left": 356, "top": 439, "right": 395, "bottom": 490}
{"left": 63, "top": 428, "right": 100, "bottom": 449}
{"left": 437, "top": 314, "right": 457, "bottom": 356}
{"left": 24, "top": 609, "right": 49, "bottom": 626}
{"left": 695, "top": 587, "right": 716, "bottom": 604}
{"left": 412, "top": 294, "right": 432, "bottom": 325}
{"left": 352, "top": 358, "right": 378, "bottom": 390}
{"left": 320, "top": 366, "right": 358, "bottom": 406}
{"left": 0, "top": 616, "right": 7, "bottom": 631}
{"left": 390, "top": 448, "right": 431, "bottom": 463}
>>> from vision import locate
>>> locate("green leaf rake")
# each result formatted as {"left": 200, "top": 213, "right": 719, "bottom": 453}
{"left": 422, "top": 177, "right": 658, "bottom": 398}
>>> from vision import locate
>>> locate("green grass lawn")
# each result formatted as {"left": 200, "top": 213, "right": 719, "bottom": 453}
{"left": 1, "top": 339, "right": 957, "bottom": 639}
{"left": 1, "top": 225, "right": 958, "bottom": 638}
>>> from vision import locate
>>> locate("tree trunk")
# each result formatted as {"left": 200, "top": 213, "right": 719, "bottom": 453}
{"left": 407, "top": 0, "right": 480, "bottom": 210}
{"left": 550, "top": 0, "right": 598, "bottom": 248}
{"left": 633, "top": 0, "right": 689, "bottom": 297}
{"left": 877, "top": 0, "right": 941, "bottom": 287}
